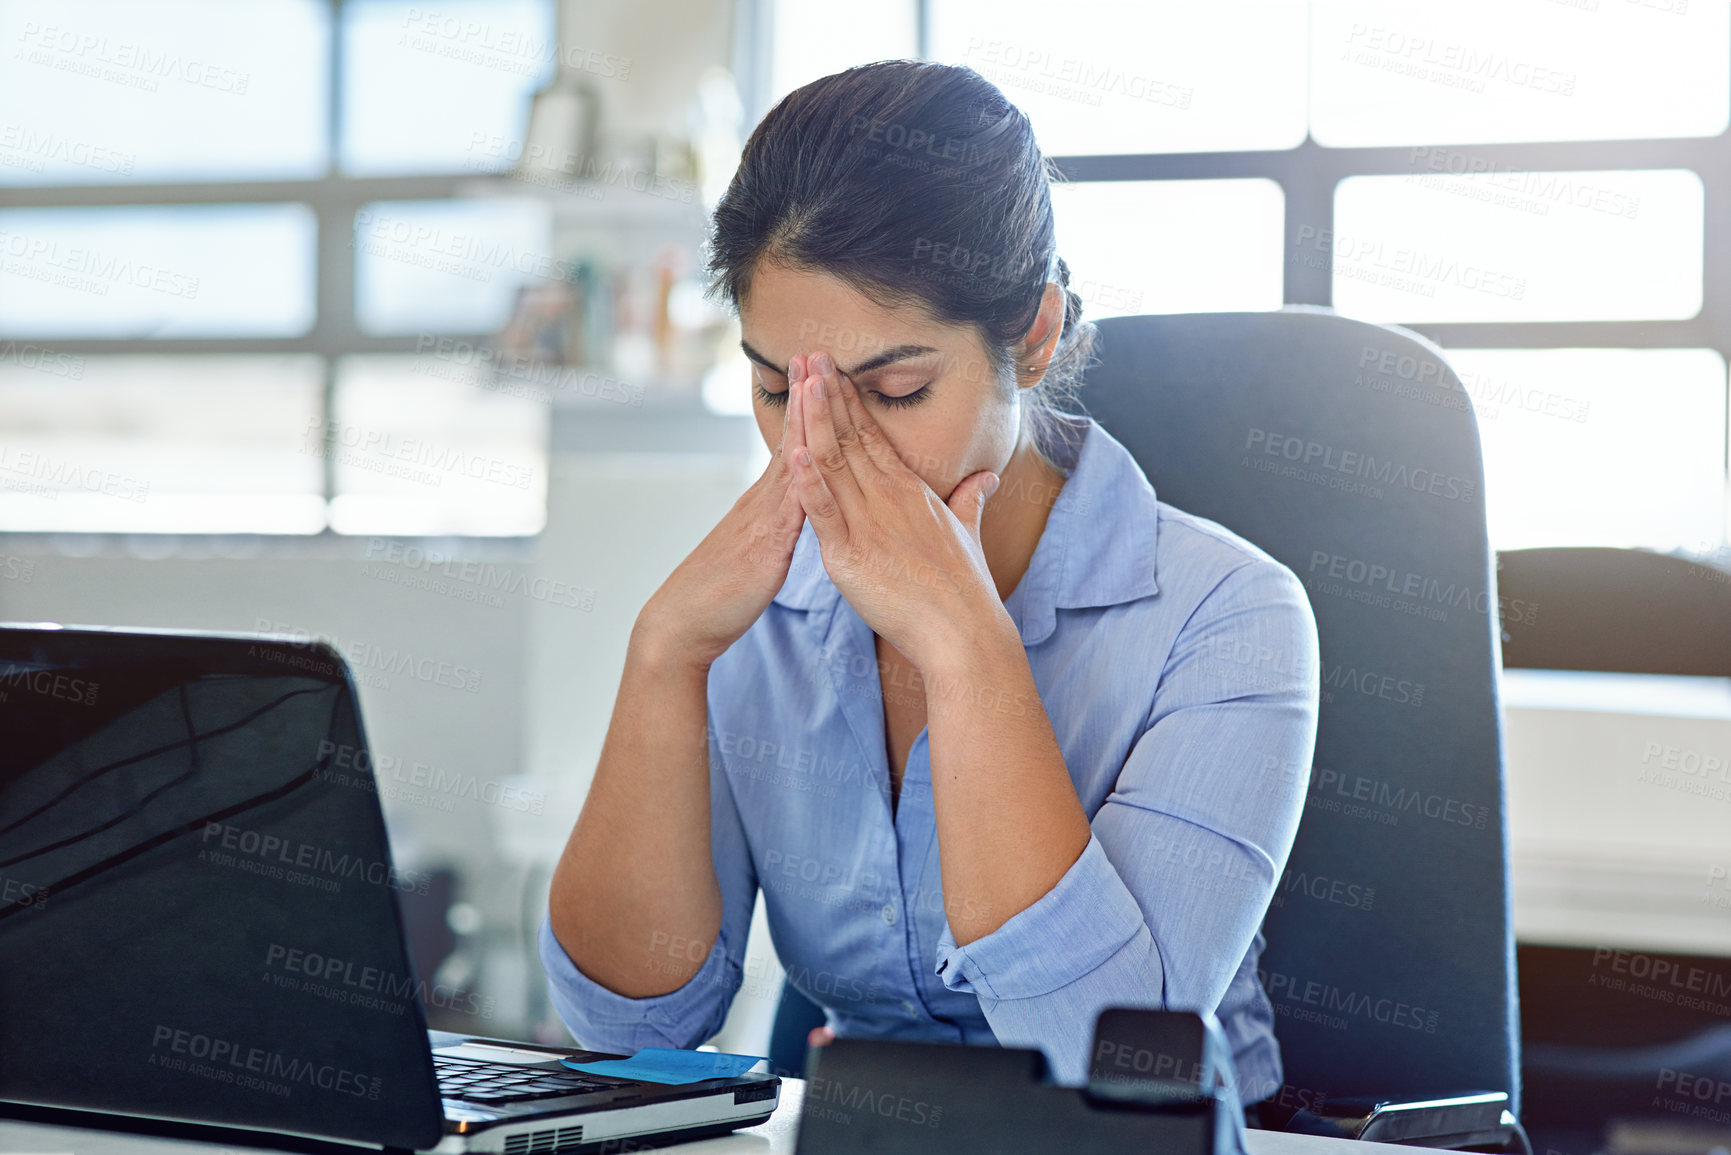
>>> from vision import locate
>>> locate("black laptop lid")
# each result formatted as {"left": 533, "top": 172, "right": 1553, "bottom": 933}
{"left": 0, "top": 625, "right": 446, "bottom": 1150}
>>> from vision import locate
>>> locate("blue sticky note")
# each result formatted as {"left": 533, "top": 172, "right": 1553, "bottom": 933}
{"left": 563, "top": 1047, "right": 769, "bottom": 1085}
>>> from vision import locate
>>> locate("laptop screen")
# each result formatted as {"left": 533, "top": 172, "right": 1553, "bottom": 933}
{"left": 0, "top": 625, "right": 446, "bottom": 1150}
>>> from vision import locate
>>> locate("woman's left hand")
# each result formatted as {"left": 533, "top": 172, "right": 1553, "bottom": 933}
{"left": 787, "top": 351, "right": 1012, "bottom": 672}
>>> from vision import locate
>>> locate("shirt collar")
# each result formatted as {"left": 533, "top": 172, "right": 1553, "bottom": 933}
{"left": 771, "top": 412, "right": 1162, "bottom": 644}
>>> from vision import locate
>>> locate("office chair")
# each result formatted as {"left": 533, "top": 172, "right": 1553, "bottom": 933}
{"left": 1498, "top": 546, "right": 1731, "bottom": 673}
{"left": 770, "top": 309, "right": 1525, "bottom": 1150}
{"left": 1497, "top": 546, "right": 1731, "bottom": 1150}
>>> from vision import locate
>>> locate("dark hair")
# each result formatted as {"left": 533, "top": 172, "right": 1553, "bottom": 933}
{"left": 705, "top": 60, "right": 1095, "bottom": 461}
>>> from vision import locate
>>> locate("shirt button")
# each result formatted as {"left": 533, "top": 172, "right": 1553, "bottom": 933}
{"left": 881, "top": 903, "right": 897, "bottom": 925}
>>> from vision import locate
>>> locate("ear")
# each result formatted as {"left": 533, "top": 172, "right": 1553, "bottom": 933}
{"left": 945, "top": 470, "right": 1000, "bottom": 545}
{"left": 1015, "top": 282, "right": 1066, "bottom": 391}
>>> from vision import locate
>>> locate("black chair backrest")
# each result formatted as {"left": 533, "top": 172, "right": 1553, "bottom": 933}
{"left": 1495, "top": 546, "right": 1731, "bottom": 1136}
{"left": 1079, "top": 309, "right": 1519, "bottom": 1112}
{"left": 1498, "top": 547, "right": 1731, "bottom": 674}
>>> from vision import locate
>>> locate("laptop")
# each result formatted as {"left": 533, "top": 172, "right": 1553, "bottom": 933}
{"left": 0, "top": 623, "right": 780, "bottom": 1153}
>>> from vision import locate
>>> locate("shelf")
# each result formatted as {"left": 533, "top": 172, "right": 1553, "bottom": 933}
{"left": 453, "top": 174, "right": 709, "bottom": 228}
{"left": 548, "top": 390, "right": 758, "bottom": 455}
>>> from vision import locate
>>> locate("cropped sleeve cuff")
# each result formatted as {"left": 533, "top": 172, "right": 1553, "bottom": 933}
{"left": 538, "top": 914, "right": 740, "bottom": 1051}
{"left": 933, "top": 832, "right": 1147, "bottom": 1001}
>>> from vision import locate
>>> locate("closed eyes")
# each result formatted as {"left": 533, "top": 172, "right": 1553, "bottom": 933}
{"left": 754, "top": 378, "right": 932, "bottom": 409}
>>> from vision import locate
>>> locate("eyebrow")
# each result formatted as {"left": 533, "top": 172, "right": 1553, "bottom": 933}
{"left": 739, "top": 340, "right": 940, "bottom": 380}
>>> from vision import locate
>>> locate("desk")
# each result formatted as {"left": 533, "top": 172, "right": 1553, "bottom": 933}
{"left": 0, "top": 1080, "right": 1423, "bottom": 1155}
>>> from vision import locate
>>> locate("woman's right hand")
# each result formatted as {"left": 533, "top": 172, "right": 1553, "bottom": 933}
{"left": 635, "top": 355, "right": 813, "bottom": 670}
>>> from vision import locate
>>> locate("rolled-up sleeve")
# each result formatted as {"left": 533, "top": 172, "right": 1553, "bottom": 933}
{"left": 931, "top": 558, "right": 1319, "bottom": 1086}
{"left": 539, "top": 710, "right": 760, "bottom": 1054}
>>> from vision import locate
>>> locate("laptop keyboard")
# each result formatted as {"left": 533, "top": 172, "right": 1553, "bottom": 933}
{"left": 435, "top": 1055, "right": 623, "bottom": 1104}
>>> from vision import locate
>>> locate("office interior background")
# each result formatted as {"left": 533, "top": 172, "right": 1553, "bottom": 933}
{"left": 3, "top": 0, "right": 1730, "bottom": 1146}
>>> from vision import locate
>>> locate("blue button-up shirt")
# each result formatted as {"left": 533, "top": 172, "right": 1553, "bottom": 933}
{"left": 539, "top": 412, "right": 1320, "bottom": 1101}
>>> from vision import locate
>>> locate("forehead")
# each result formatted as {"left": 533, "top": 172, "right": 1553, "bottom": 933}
{"left": 738, "top": 261, "right": 974, "bottom": 364}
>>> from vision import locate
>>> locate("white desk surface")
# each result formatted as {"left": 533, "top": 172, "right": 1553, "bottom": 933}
{"left": 0, "top": 1079, "right": 1420, "bottom": 1155}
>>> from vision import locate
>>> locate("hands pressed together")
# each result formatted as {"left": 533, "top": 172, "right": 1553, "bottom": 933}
{"left": 641, "top": 351, "right": 1012, "bottom": 676}
{"left": 782, "top": 352, "right": 1009, "bottom": 671}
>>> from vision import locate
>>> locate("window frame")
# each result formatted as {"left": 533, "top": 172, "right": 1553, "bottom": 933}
{"left": 1050, "top": 131, "right": 1731, "bottom": 527}
{"left": 758, "top": 0, "right": 1731, "bottom": 488}
{"left": 0, "top": 0, "right": 517, "bottom": 539}
{"left": 1054, "top": 134, "right": 1731, "bottom": 357}
{"left": 909, "top": 0, "right": 1731, "bottom": 494}
{"left": 7, "top": 1, "right": 1729, "bottom": 537}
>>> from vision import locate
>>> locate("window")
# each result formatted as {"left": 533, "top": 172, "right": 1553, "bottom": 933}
{"left": 913, "top": 0, "right": 1731, "bottom": 553}
{"left": 929, "top": 0, "right": 1308, "bottom": 155}
{"left": 766, "top": 0, "right": 919, "bottom": 108}
{"left": 354, "top": 198, "right": 555, "bottom": 335}
{"left": 0, "top": 356, "right": 325, "bottom": 534}
{"left": 328, "top": 356, "right": 548, "bottom": 536}
{"left": 1309, "top": 0, "right": 1729, "bottom": 147}
{"left": 15, "top": 1, "right": 1730, "bottom": 547}
{"left": 1330, "top": 170, "right": 1703, "bottom": 324}
{"left": 1447, "top": 348, "right": 1726, "bottom": 551}
{"left": 0, "top": 0, "right": 557, "bottom": 536}
{"left": 340, "top": 0, "right": 554, "bottom": 175}
{"left": 0, "top": 205, "right": 319, "bottom": 337}
{"left": 0, "top": 0, "right": 330, "bottom": 184}
{"left": 1051, "top": 180, "right": 1285, "bottom": 318}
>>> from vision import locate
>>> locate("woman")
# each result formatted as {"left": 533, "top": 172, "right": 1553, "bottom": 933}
{"left": 539, "top": 60, "right": 1320, "bottom": 1110}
